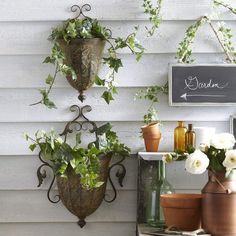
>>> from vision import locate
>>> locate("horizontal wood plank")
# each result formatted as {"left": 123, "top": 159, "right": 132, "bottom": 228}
{"left": 0, "top": 88, "right": 234, "bottom": 122}
{"left": 0, "top": 53, "right": 230, "bottom": 88}
{"left": 0, "top": 0, "right": 236, "bottom": 21}
{"left": 0, "top": 155, "right": 138, "bottom": 191}
{"left": 0, "top": 121, "right": 228, "bottom": 155}
{"left": 0, "top": 190, "right": 136, "bottom": 223}
{"left": 0, "top": 21, "right": 236, "bottom": 55}
{"left": 0, "top": 154, "right": 208, "bottom": 190}
{"left": 0, "top": 222, "right": 136, "bottom": 236}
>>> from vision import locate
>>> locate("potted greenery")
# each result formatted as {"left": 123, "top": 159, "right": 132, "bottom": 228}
{"left": 136, "top": 84, "right": 168, "bottom": 152}
{"left": 25, "top": 122, "right": 130, "bottom": 228}
{"left": 31, "top": 4, "right": 144, "bottom": 108}
{"left": 163, "top": 133, "right": 236, "bottom": 235}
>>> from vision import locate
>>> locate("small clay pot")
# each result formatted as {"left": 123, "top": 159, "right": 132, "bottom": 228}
{"left": 141, "top": 122, "right": 161, "bottom": 152}
{"left": 160, "top": 194, "right": 202, "bottom": 231}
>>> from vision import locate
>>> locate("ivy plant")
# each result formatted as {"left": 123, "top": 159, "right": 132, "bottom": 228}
{"left": 177, "top": 0, "right": 236, "bottom": 63}
{"left": 31, "top": 17, "right": 144, "bottom": 108}
{"left": 25, "top": 123, "right": 130, "bottom": 189}
{"left": 139, "top": 0, "right": 236, "bottom": 120}
{"left": 135, "top": 83, "right": 168, "bottom": 124}
{"left": 143, "top": 0, "right": 163, "bottom": 36}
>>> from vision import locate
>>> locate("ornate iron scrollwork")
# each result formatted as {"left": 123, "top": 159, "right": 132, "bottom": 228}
{"left": 104, "top": 155, "right": 127, "bottom": 203}
{"left": 37, "top": 151, "right": 60, "bottom": 203}
{"left": 36, "top": 104, "right": 127, "bottom": 205}
{"left": 71, "top": 4, "right": 91, "bottom": 19}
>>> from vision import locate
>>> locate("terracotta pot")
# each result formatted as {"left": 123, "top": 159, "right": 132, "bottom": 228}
{"left": 56, "top": 154, "right": 111, "bottom": 228}
{"left": 141, "top": 122, "right": 161, "bottom": 152}
{"left": 160, "top": 194, "right": 202, "bottom": 231}
{"left": 202, "top": 170, "right": 236, "bottom": 236}
{"left": 58, "top": 38, "right": 105, "bottom": 101}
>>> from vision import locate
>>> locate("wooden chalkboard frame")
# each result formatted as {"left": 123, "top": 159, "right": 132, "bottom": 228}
{"left": 169, "top": 63, "right": 236, "bottom": 106}
{"left": 230, "top": 115, "right": 236, "bottom": 149}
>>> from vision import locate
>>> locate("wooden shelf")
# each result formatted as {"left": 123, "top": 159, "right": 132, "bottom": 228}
{"left": 138, "top": 152, "right": 174, "bottom": 161}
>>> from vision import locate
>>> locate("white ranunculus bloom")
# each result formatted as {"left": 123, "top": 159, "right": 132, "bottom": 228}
{"left": 223, "top": 150, "right": 236, "bottom": 170}
{"left": 210, "top": 133, "right": 236, "bottom": 150}
{"left": 185, "top": 150, "right": 209, "bottom": 175}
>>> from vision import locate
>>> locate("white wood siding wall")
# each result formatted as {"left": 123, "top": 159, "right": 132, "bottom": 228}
{"left": 0, "top": 0, "right": 235, "bottom": 235}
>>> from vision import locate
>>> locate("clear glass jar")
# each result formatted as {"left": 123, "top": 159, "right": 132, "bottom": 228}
{"left": 145, "top": 161, "right": 175, "bottom": 227}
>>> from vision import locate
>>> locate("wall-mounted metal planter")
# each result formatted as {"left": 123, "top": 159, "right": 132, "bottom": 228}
{"left": 57, "top": 154, "right": 111, "bottom": 228}
{"left": 36, "top": 105, "right": 126, "bottom": 228}
{"left": 59, "top": 38, "right": 105, "bottom": 102}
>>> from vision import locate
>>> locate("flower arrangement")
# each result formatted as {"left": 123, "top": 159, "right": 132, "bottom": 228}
{"left": 163, "top": 133, "right": 236, "bottom": 177}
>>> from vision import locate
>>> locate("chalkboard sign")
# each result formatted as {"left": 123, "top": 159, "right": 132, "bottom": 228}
{"left": 169, "top": 64, "right": 236, "bottom": 106}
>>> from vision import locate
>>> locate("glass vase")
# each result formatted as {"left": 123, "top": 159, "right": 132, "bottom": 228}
{"left": 145, "top": 160, "right": 175, "bottom": 227}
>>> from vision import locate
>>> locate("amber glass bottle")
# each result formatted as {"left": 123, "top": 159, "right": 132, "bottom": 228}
{"left": 174, "top": 121, "right": 187, "bottom": 151}
{"left": 185, "top": 124, "right": 196, "bottom": 149}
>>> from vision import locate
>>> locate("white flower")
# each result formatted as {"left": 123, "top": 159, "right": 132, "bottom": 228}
{"left": 162, "top": 153, "right": 173, "bottom": 164}
{"left": 211, "top": 133, "right": 235, "bottom": 150}
{"left": 223, "top": 150, "right": 236, "bottom": 171}
{"left": 185, "top": 150, "right": 209, "bottom": 175}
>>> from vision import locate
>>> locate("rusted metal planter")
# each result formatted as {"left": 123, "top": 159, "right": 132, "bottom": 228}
{"left": 56, "top": 154, "right": 111, "bottom": 228}
{"left": 202, "top": 171, "right": 236, "bottom": 236}
{"left": 58, "top": 38, "right": 105, "bottom": 102}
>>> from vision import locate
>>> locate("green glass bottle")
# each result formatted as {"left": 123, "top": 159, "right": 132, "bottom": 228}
{"left": 145, "top": 161, "right": 175, "bottom": 227}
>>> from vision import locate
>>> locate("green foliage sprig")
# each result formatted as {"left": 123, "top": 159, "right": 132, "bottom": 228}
{"left": 176, "top": 16, "right": 208, "bottom": 63}
{"left": 25, "top": 123, "right": 130, "bottom": 189}
{"left": 31, "top": 18, "right": 144, "bottom": 108}
{"left": 143, "top": 0, "right": 163, "bottom": 36}
{"left": 177, "top": 0, "right": 236, "bottom": 64}
{"left": 135, "top": 83, "right": 168, "bottom": 124}
{"left": 214, "top": 0, "right": 236, "bottom": 14}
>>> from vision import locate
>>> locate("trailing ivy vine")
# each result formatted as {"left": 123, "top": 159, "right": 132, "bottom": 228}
{"left": 139, "top": 0, "right": 236, "bottom": 124}
{"left": 135, "top": 83, "right": 168, "bottom": 124}
{"left": 143, "top": 0, "right": 163, "bottom": 36}
{"left": 31, "top": 18, "right": 144, "bottom": 108}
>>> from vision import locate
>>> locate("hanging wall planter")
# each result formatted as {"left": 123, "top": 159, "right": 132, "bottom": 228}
{"left": 25, "top": 105, "right": 130, "bottom": 228}
{"left": 31, "top": 4, "right": 144, "bottom": 108}
{"left": 58, "top": 38, "right": 105, "bottom": 102}
{"left": 57, "top": 154, "right": 111, "bottom": 228}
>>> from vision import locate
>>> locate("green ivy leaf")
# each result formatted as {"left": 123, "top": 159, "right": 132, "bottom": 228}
{"left": 103, "top": 57, "right": 123, "bottom": 72}
{"left": 45, "top": 74, "right": 54, "bottom": 85}
{"left": 96, "top": 123, "right": 112, "bottom": 135}
{"left": 29, "top": 143, "right": 37, "bottom": 152}
{"left": 101, "top": 91, "right": 114, "bottom": 104}
{"left": 66, "top": 22, "right": 77, "bottom": 38}
{"left": 95, "top": 75, "right": 105, "bottom": 86}
{"left": 43, "top": 56, "right": 55, "bottom": 64}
